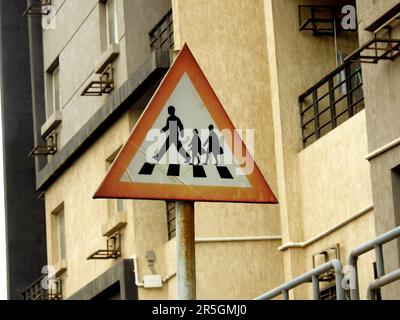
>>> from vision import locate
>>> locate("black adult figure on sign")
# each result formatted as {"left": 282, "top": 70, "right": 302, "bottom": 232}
{"left": 203, "top": 124, "right": 224, "bottom": 165}
{"left": 153, "top": 106, "right": 191, "bottom": 163}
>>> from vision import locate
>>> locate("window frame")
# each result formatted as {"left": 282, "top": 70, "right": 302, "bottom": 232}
{"left": 58, "top": 209, "right": 66, "bottom": 260}
{"left": 46, "top": 59, "right": 61, "bottom": 119}
{"left": 106, "top": 146, "right": 125, "bottom": 216}
{"left": 51, "top": 204, "right": 67, "bottom": 263}
{"left": 166, "top": 201, "right": 176, "bottom": 241}
{"left": 105, "top": 0, "right": 118, "bottom": 46}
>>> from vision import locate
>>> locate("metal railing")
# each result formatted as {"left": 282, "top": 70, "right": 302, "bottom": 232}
{"left": 167, "top": 201, "right": 177, "bottom": 240}
{"left": 149, "top": 9, "right": 174, "bottom": 51}
{"left": 299, "top": 61, "right": 364, "bottom": 147}
{"left": 298, "top": 5, "right": 336, "bottom": 36}
{"left": 367, "top": 269, "right": 400, "bottom": 300}
{"left": 22, "top": 275, "right": 62, "bottom": 300}
{"left": 255, "top": 259, "right": 345, "bottom": 300}
{"left": 348, "top": 226, "right": 400, "bottom": 300}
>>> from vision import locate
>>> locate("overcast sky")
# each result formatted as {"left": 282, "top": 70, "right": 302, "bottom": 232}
{"left": 0, "top": 88, "right": 7, "bottom": 300}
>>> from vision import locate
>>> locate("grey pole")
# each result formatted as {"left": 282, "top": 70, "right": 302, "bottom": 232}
{"left": 367, "top": 269, "right": 400, "bottom": 300}
{"left": 375, "top": 245, "right": 385, "bottom": 278}
{"left": 176, "top": 201, "right": 196, "bottom": 300}
{"left": 348, "top": 226, "right": 400, "bottom": 300}
{"left": 282, "top": 290, "right": 289, "bottom": 300}
{"left": 312, "top": 275, "right": 320, "bottom": 300}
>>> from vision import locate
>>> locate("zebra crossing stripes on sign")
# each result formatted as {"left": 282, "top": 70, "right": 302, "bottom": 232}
{"left": 138, "top": 163, "right": 234, "bottom": 180}
{"left": 94, "top": 44, "right": 277, "bottom": 204}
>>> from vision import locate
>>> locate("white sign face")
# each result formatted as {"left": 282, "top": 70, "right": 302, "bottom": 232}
{"left": 121, "top": 73, "right": 251, "bottom": 189}
{"left": 94, "top": 44, "right": 277, "bottom": 204}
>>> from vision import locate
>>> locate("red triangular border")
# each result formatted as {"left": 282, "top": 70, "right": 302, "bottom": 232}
{"left": 94, "top": 44, "right": 278, "bottom": 204}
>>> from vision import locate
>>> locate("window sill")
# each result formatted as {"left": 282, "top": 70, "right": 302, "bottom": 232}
{"left": 101, "top": 211, "right": 127, "bottom": 237}
{"left": 54, "top": 259, "right": 68, "bottom": 277}
{"left": 95, "top": 43, "right": 120, "bottom": 74}
{"left": 41, "top": 111, "right": 62, "bottom": 138}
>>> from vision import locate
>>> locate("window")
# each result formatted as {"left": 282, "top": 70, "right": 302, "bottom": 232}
{"left": 51, "top": 206, "right": 66, "bottom": 262}
{"left": 47, "top": 59, "right": 61, "bottom": 118}
{"left": 319, "top": 284, "right": 350, "bottom": 300}
{"left": 106, "top": 0, "right": 118, "bottom": 45}
{"left": 52, "top": 65, "right": 60, "bottom": 112}
{"left": 106, "top": 147, "right": 124, "bottom": 216}
{"left": 391, "top": 166, "right": 400, "bottom": 227}
{"left": 166, "top": 201, "right": 176, "bottom": 240}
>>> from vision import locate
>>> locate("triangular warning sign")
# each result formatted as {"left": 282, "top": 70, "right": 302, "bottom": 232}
{"left": 94, "top": 44, "right": 277, "bottom": 204}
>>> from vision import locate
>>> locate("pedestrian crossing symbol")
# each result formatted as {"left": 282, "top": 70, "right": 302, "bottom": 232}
{"left": 94, "top": 44, "right": 277, "bottom": 204}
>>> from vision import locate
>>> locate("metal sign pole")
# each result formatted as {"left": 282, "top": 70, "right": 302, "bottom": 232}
{"left": 176, "top": 201, "right": 196, "bottom": 300}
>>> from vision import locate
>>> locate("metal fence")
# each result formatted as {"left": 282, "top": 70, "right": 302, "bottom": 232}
{"left": 255, "top": 259, "right": 345, "bottom": 300}
{"left": 255, "top": 226, "right": 400, "bottom": 300}
{"left": 299, "top": 61, "right": 364, "bottom": 147}
{"left": 348, "top": 226, "right": 400, "bottom": 300}
{"left": 149, "top": 9, "right": 174, "bottom": 51}
{"left": 22, "top": 275, "right": 63, "bottom": 300}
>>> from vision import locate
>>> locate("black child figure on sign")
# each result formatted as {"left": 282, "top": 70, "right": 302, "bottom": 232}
{"left": 203, "top": 124, "right": 224, "bottom": 165}
{"left": 188, "top": 129, "right": 206, "bottom": 165}
{"left": 153, "top": 106, "right": 191, "bottom": 163}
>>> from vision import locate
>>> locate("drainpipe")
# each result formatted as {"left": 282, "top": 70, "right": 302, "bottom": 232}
{"left": 131, "top": 255, "right": 144, "bottom": 287}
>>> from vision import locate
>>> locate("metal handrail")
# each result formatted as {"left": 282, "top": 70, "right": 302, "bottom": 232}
{"left": 367, "top": 269, "right": 400, "bottom": 300}
{"left": 255, "top": 259, "right": 344, "bottom": 300}
{"left": 348, "top": 226, "right": 400, "bottom": 300}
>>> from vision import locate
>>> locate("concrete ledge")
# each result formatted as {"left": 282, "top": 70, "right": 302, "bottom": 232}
{"left": 278, "top": 205, "right": 374, "bottom": 251}
{"left": 95, "top": 43, "right": 120, "bottom": 74}
{"left": 36, "top": 50, "right": 170, "bottom": 191}
{"left": 366, "top": 136, "right": 400, "bottom": 161}
{"left": 102, "top": 212, "right": 128, "bottom": 237}
{"left": 41, "top": 111, "right": 62, "bottom": 137}
{"left": 67, "top": 259, "right": 137, "bottom": 300}
{"left": 54, "top": 259, "right": 68, "bottom": 277}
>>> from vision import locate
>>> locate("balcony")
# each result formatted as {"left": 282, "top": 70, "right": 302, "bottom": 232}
{"left": 81, "top": 64, "right": 114, "bottom": 96}
{"left": 149, "top": 9, "right": 174, "bottom": 51}
{"left": 87, "top": 233, "right": 121, "bottom": 260}
{"left": 298, "top": 4, "right": 357, "bottom": 36}
{"left": 29, "top": 130, "right": 57, "bottom": 157}
{"left": 299, "top": 61, "right": 364, "bottom": 147}
{"left": 22, "top": 275, "right": 62, "bottom": 300}
{"left": 23, "top": 0, "right": 52, "bottom": 17}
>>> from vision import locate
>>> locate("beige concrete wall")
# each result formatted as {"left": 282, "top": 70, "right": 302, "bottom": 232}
{"left": 356, "top": 0, "right": 400, "bottom": 299}
{"left": 357, "top": 0, "right": 400, "bottom": 30}
{"left": 264, "top": 0, "right": 377, "bottom": 298}
{"left": 357, "top": 0, "right": 400, "bottom": 151}
{"left": 123, "top": 0, "right": 172, "bottom": 77}
{"left": 297, "top": 111, "right": 376, "bottom": 299}
{"left": 43, "top": 0, "right": 128, "bottom": 148}
{"left": 298, "top": 111, "right": 372, "bottom": 240}
{"left": 45, "top": 112, "right": 132, "bottom": 297}
{"left": 265, "top": 0, "right": 354, "bottom": 283}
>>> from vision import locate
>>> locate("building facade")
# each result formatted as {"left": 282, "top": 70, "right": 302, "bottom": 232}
{"left": 20, "top": 0, "right": 400, "bottom": 300}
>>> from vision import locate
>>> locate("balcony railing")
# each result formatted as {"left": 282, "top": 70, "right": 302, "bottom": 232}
{"left": 299, "top": 61, "right": 364, "bottom": 147}
{"left": 149, "top": 9, "right": 174, "bottom": 51}
{"left": 22, "top": 275, "right": 62, "bottom": 300}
